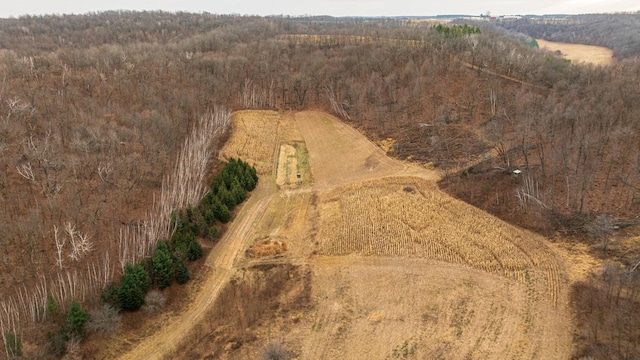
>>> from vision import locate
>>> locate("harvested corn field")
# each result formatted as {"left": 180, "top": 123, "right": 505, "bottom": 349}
{"left": 221, "top": 110, "right": 280, "bottom": 175}
{"left": 314, "top": 176, "right": 564, "bottom": 303}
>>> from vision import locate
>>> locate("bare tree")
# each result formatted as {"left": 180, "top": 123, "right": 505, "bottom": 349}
{"left": 585, "top": 214, "right": 615, "bottom": 252}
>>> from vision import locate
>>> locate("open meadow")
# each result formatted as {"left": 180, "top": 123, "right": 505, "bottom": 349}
{"left": 536, "top": 38, "right": 614, "bottom": 66}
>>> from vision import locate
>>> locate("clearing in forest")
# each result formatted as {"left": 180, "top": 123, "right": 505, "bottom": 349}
{"left": 537, "top": 38, "right": 613, "bottom": 66}
{"left": 116, "top": 110, "right": 572, "bottom": 360}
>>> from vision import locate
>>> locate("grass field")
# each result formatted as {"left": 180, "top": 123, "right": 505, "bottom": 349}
{"left": 537, "top": 38, "right": 613, "bottom": 66}
{"left": 225, "top": 111, "right": 570, "bottom": 359}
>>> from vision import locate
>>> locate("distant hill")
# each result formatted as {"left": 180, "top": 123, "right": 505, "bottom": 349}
{"left": 495, "top": 13, "right": 640, "bottom": 59}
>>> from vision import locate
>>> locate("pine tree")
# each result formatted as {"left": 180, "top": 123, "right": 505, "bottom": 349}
{"left": 65, "top": 301, "right": 89, "bottom": 339}
{"left": 217, "top": 183, "right": 236, "bottom": 209}
{"left": 118, "top": 263, "right": 150, "bottom": 311}
{"left": 207, "top": 225, "right": 219, "bottom": 240}
{"left": 186, "top": 232, "right": 203, "bottom": 261}
{"left": 47, "top": 294, "right": 59, "bottom": 317}
{"left": 175, "top": 258, "right": 190, "bottom": 284}
{"left": 212, "top": 198, "right": 231, "bottom": 223}
{"left": 152, "top": 242, "right": 174, "bottom": 289}
{"left": 231, "top": 178, "right": 247, "bottom": 204}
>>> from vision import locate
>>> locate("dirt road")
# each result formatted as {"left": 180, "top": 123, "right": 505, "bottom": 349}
{"left": 116, "top": 181, "right": 275, "bottom": 360}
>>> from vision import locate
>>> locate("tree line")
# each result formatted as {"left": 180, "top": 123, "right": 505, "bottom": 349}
{"left": 27, "top": 158, "right": 257, "bottom": 356}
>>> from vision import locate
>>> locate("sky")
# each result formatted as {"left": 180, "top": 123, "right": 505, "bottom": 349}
{"left": 1, "top": 0, "right": 639, "bottom": 18}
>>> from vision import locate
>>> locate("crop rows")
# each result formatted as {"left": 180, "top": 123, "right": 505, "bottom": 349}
{"left": 221, "top": 110, "right": 280, "bottom": 175}
{"left": 316, "top": 177, "right": 563, "bottom": 302}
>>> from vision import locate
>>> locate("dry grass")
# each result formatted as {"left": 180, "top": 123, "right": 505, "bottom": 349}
{"left": 295, "top": 111, "right": 408, "bottom": 190}
{"left": 221, "top": 110, "right": 280, "bottom": 175}
{"left": 315, "top": 176, "right": 564, "bottom": 303}
{"left": 301, "top": 257, "right": 570, "bottom": 360}
{"left": 537, "top": 39, "right": 613, "bottom": 66}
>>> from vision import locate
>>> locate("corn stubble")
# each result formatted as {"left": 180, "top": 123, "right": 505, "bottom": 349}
{"left": 316, "top": 177, "right": 562, "bottom": 303}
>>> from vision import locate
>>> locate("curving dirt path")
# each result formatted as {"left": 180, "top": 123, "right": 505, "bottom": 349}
{"left": 116, "top": 181, "right": 275, "bottom": 360}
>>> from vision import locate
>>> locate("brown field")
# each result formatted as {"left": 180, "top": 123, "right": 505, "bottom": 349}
{"left": 537, "top": 38, "right": 614, "bottom": 66}
{"left": 115, "top": 110, "right": 573, "bottom": 359}
{"left": 221, "top": 110, "right": 281, "bottom": 175}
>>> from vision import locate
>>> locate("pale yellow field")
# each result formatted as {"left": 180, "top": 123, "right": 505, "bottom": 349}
{"left": 315, "top": 176, "right": 564, "bottom": 302}
{"left": 537, "top": 38, "right": 613, "bottom": 66}
{"left": 221, "top": 110, "right": 280, "bottom": 175}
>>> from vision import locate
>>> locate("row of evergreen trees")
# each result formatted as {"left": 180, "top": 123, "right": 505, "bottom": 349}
{"left": 433, "top": 24, "right": 481, "bottom": 37}
{"left": 106, "top": 158, "right": 258, "bottom": 311}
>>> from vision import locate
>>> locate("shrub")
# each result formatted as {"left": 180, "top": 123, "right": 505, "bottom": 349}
{"left": 142, "top": 290, "right": 166, "bottom": 315}
{"left": 86, "top": 304, "right": 121, "bottom": 336}
{"left": 4, "top": 332, "right": 22, "bottom": 357}
{"left": 260, "top": 341, "right": 290, "bottom": 360}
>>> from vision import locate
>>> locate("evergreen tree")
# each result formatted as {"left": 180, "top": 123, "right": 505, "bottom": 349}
{"left": 217, "top": 184, "right": 236, "bottom": 210}
{"left": 64, "top": 301, "right": 89, "bottom": 339}
{"left": 47, "top": 294, "right": 59, "bottom": 317}
{"left": 212, "top": 198, "right": 231, "bottom": 223}
{"left": 204, "top": 208, "right": 217, "bottom": 226}
{"left": 4, "top": 332, "right": 22, "bottom": 357}
{"left": 186, "top": 232, "right": 203, "bottom": 261}
{"left": 152, "top": 242, "right": 174, "bottom": 289}
{"left": 118, "top": 263, "right": 150, "bottom": 311}
{"left": 242, "top": 167, "right": 257, "bottom": 191}
{"left": 207, "top": 225, "right": 219, "bottom": 240}
{"left": 175, "top": 258, "right": 190, "bottom": 284}
{"left": 210, "top": 176, "right": 224, "bottom": 194}
{"left": 100, "top": 283, "right": 120, "bottom": 309}
{"left": 231, "top": 178, "right": 247, "bottom": 204}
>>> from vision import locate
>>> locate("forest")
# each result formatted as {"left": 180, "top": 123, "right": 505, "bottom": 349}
{"left": 0, "top": 11, "right": 639, "bottom": 358}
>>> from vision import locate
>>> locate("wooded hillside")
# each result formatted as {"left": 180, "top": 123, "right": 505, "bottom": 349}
{"left": 495, "top": 13, "right": 640, "bottom": 59}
